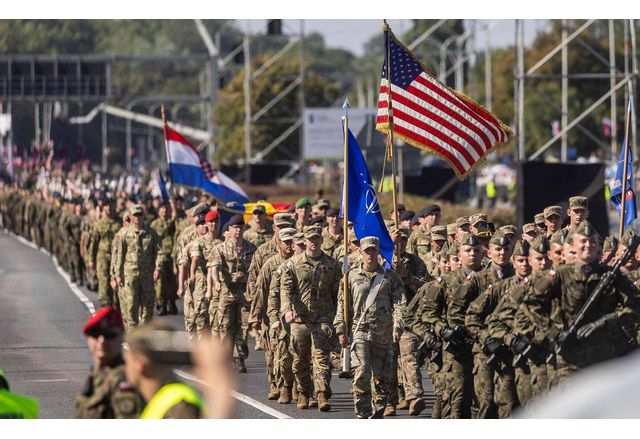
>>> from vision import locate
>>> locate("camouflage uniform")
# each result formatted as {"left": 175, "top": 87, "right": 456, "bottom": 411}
{"left": 176, "top": 224, "right": 198, "bottom": 334}
{"left": 321, "top": 227, "right": 343, "bottom": 257}
{"left": 75, "top": 357, "right": 144, "bottom": 419}
{"left": 150, "top": 215, "right": 177, "bottom": 311}
{"left": 66, "top": 209, "right": 84, "bottom": 284}
{"left": 334, "top": 250, "right": 406, "bottom": 419}
{"left": 186, "top": 232, "right": 219, "bottom": 340}
{"left": 88, "top": 214, "right": 122, "bottom": 307}
{"left": 408, "top": 225, "right": 431, "bottom": 266}
{"left": 243, "top": 219, "right": 273, "bottom": 248}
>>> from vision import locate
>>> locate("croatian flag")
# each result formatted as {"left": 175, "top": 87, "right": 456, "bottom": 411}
{"left": 164, "top": 125, "right": 249, "bottom": 204}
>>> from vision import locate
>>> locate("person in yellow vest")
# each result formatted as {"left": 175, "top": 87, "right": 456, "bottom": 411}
{"left": 0, "top": 369, "right": 39, "bottom": 419}
{"left": 123, "top": 320, "right": 205, "bottom": 419}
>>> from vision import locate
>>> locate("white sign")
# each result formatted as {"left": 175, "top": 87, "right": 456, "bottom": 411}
{"left": 302, "top": 108, "right": 377, "bottom": 160}
{"left": 0, "top": 114, "right": 11, "bottom": 136}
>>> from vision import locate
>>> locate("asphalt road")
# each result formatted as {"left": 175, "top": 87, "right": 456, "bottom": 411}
{"left": 0, "top": 230, "right": 435, "bottom": 419}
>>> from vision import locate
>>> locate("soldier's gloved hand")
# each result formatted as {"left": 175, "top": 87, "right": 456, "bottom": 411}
{"left": 425, "top": 336, "right": 442, "bottom": 352}
{"left": 440, "top": 326, "right": 464, "bottom": 346}
{"left": 576, "top": 317, "right": 607, "bottom": 339}
{"left": 484, "top": 337, "right": 504, "bottom": 355}
{"left": 511, "top": 335, "right": 530, "bottom": 355}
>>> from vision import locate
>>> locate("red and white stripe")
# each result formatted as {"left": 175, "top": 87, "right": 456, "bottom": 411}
{"left": 377, "top": 73, "right": 509, "bottom": 178}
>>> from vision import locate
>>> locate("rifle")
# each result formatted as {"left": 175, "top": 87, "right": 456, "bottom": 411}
{"left": 556, "top": 235, "right": 640, "bottom": 355}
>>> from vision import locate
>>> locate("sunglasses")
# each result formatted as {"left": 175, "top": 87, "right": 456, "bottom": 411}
{"left": 89, "top": 330, "right": 122, "bottom": 340}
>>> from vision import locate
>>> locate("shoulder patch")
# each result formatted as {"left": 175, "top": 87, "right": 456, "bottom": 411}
{"left": 547, "top": 269, "right": 556, "bottom": 277}
{"left": 435, "top": 276, "right": 442, "bottom": 284}
{"left": 118, "top": 381, "right": 134, "bottom": 391}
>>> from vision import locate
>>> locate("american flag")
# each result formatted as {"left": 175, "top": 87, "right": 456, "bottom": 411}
{"left": 376, "top": 28, "right": 511, "bottom": 179}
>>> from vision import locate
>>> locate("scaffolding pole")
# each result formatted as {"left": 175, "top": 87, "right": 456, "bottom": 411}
{"left": 561, "top": 19, "right": 569, "bottom": 162}
{"left": 610, "top": 19, "right": 618, "bottom": 157}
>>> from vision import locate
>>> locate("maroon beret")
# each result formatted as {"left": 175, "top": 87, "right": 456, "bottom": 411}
{"left": 83, "top": 306, "right": 124, "bottom": 336}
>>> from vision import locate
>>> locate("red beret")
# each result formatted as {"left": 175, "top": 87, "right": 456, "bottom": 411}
{"left": 205, "top": 210, "right": 219, "bottom": 222}
{"left": 83, "top": 306, "right": 124, "bottom": 336}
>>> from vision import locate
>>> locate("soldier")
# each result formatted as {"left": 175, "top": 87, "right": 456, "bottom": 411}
{"left": 75, "top": 306, "right": 144, "bottom": 418}
{"left": 150, "top": 201, "right": 178, "bottom": 316}
{"left": 321, "top": 208, "right": 343, "bottom": 256}
{"left": 88, "top": 200, "right": 122, "bottom": 307}
{"left": 408, "top": 204, "right": 440, "bottom": 264}
{"left": 249, "top": 228, "right": 296, "bottom": 401}
{"left": 294, "top": 197, "right": 312, "bottom": 232}
{"left": 563, "top": 196, "right": 589, "bottom": 233}
{"left": 522, "top": 223, "right": 538, "bottom": 243}
{"left": 243, "top": 204, "right": 273, "bottom": 248}
{"left": 66, "top": 199, "right": 85, "bottom": 285}
{"left": 469, "top": 213, "right": 489, "bottom": 237}
{"left": 335, "top": 236, "right": 406, "bottom": 419}
{"left": 601, "top": 235, "right": 619, "bottom": 266}
{"left": 543, "top": 205, "right": 563, "bottom": 238}
{"left": 280, "top": 225, "right": 341, "bottom": 411}
{"left": 521, "top": 221, "right": 640, "bottom": 384}
{"left": 455, "top": 217, "right": 471, "bottom": 244}
{"left": 399, "top": 210, "right": 415, "bottom": 229}
{"left": 81, "top": 199, "right": 99, "bottom": 291}
{"left": 209, "top": 214, "right": 257, "bottom": 373}
{"left": 534, "top": 213, "right": 546, "bottom": 237}
{"left": 447, "top": 223, "right": 457, "bottom": 244}
{"left": 425, "top": 225, "right": 447, "bottom": 276}
{"left": 113, "top": 205, "right": 164, "bottom": 331}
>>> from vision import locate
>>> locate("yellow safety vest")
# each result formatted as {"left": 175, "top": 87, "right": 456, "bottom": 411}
{"left": 486, "top": 181, "right": 497, "bottom": 198}
{"left": 0, "top": 390, "right": 39, "bottom": 419}
{"left": 140, "top": 383, "right": 204, "bottom": 419}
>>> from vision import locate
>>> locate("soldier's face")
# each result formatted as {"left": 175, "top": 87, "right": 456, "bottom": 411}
{"left": 229, "top": 224, "right": 243, "bottom": 239}
{"left": 87, "top": 330, "right": 123, "bottom": 367}
{"left": 438, "top": 257, "right": 450, "bottom": 274}
{"left": 544, "top": 215, "right": 561, "bottom": 232}
{"left": 197, "top": 223, "right": 208, "bottom": 235}
{"left": 327, "top": 215, "right": 338, "bottom": 227}
{"left": 572, "top": 234, "right": 598, "bottom": 264}
{"left": 396, "top": 237, "right": 407, "bottom": 254}
{"left": 549, "top": 243, "right": 564, "bottom": 267}
{"left": 460, "top": 244, "right": 482, "bottom": 269}
{"left": 563, "top": 243, "right": 577, "bottom": 264}
{"left": 528, "top": 250, "right": 549, "bottom": 273}
{"left": 512, "top": 255, "right": 531, "bottom": 277}
{"left": 449, "top": 254, "right": 462, "bottom": 271}
{"left": 158, "top": 205, "right": 168, "bottom": 218}
{"left": 569, "top": 208, "right": 588, "bottom": 225}
{"left": 489, "top": 244, "right": 508, "bottom": 266}
{"left": 305, "top": 235, "right": 322, "bottom": 254}
{"left": 616, "top": 246, "right": 639, "bottom": 270}
{"left": 130, "top": 213, "right": 141, "bottom": 226}
{"left": 361, "top": 246, "right": 380, "bottom": 266}
{"left": 471, "top": 222, "right": 487, "bottom": 235}
{"left": 432, "top": 239, "right": 445, "bottom": 253}
{"left": 279, "top": 239, "right": 293, "bottom": 257}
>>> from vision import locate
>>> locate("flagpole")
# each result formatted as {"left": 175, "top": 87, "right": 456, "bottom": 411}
{"left": 340, "top": 98, "right": 351, "bottom": 378}
{"left": 383, "top": 20, "right": 399, "bottom": 229}
{"left": 618, "top": 98, "right": 633, "bottom": 240}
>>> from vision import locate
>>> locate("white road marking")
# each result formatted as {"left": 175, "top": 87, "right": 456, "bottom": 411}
{"left": 27, "top": 379, "right": 70, "bottom": 383}
{"left": 174, "top": 369, "right": 293, "bottom": 419}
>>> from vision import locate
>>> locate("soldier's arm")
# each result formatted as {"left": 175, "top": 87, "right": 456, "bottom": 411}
{"left": 487, "top": 294, "right": 517, "bottom": 346}
{"left": 153, "top": 231, "right": 164, "bottom": 272}
{"left": 390, "top": 271, "right": 407, "bottom": 334}
{"left": 279, "top": 261, "right": 296, "bottom": 318}
{"left": 245, "top": 250, "right": 261, "bottom": 303}
{"left": 115, "top": 231, "right": 126, "bottom": 280}
{"left": 519, "top": 270, "right": 561, "bottom": 344}
{"left": 87, "top": 224, "right": 98, "bottom": 265}
{"left": 267, "top": 265, "right": 284, "bottom": 326}
{"left": 465, "top": 284, "right": 501, "bottom": 345}
{"left": 333, "top": 272, "right": 348, "bottom": 335}
{"left": 447, "top": 275, "right": 477, "bottom": 327}
{"left": 415, "top": 281, "right": 446, "bottom": 339}
{"left": 250, "top": 262, "right": 270, "bottom": 326}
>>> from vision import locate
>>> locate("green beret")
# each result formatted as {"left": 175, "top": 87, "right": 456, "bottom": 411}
{"left": 295, "top": 197, "right": 311, "bottom": 209}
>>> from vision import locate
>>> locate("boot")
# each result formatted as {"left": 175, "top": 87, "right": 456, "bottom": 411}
{"left": 409, "top": 398, "right": 426, "bottom": 416}
{"left": 156, "top": 305, "right": 168, "bottom": 316}
{"left": 296, "top": 393, "right": 309, "bottom": 410}
{"left": 308, "top": 397, "right": 318, "bottom": 408}
{"left": 291, "top": 386, "right": 299, "bottom": 401}
{"left": 369, "top": 406, "right": 386, "bottom": 419}
{"left": 384, "top": 405, "right": 396, "bottom": 417}
{"left": 397, "top": 399, "right": 409, "bottom": 410}
{"left": 268, "top": 383, "right": 279, "bottom": 400}
{"left": 277, "top": 387, "right": 291, "bottom": 404}
{"left": 317, "top": 392, "right": 331, "bottom": 412}
{"left": 167, "top": 300, "right": 178, "bottom": 315}
{"left": 234, "top": 358, "right": 247, "bottom": 373}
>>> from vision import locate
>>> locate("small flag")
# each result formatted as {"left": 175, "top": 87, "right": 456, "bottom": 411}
{"left": 157, "top": 169, "right": 170, "bottom": 203}
{"left": 610, "top": 102, "right": 637, "bottom": 228}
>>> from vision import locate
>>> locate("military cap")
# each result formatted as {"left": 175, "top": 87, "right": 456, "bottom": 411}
{"left": 418, "top": 204, "right": 441, "bottom": 218}
{"left": 303, "top": 225, "right": 322, "bottom": 239}
{"left": 227, "top": 214, "right": 245, "bottom": 227}
{"left": 194, "top": 215, "right": 206, "bottom": 226}
{"left": 447, "top": 223, "right": 457, "bottom": 236}
{"left": 574, "top": 220, "right": 597, "bottom": 238}
{"left": 534, "top": 213, "right": 545, "bottom": 226}
{"left": 348, "top": 230, "right": 358, "bottom": 243}
{"left": 294, "top": 232, "right": 305, "bottom": 245}
{"left": 489, "top": 232, "right": 511, "bottom": 247}
{"left": 390, "top": 203, "right": 406, "bottom": 214}
{"left": 456, "top": 216, "right": 471, "bottom": 228}
{"left": 543, "top": 205, "right": 563, "bottom": 219}
{"left": 530, "top": 235, "right": 550, "bottom": 254}
{"left": 326, "top": 207, "right": 339, "bottom": 217}
{"left": 317, "top": 199, "right": 330, "bottom": 209}
{"left": 431, "top": 225, "right": 447, "bottom": 241}
{"left": 121, "top": 211, "right": 130, "bottom": 222}
{"left": 129, "top": 204, "right": 144, "bottom": 216}
{"left": 360, "top": 236, "right": 380, "bottom": 250}
{"left": 83, "top": 306, "right": 124, "bottom": 336}
{"left": 549, "top": 230, "right": 565, "bottom": 246}
{"left": 512, "top": 240, "right": 530, "bottom": 257}
{"left": 569, "top": 196, "right": 589, "bottom": 211}
{"left": 522, "top": 223, "right": 537, "bottom": 235}
{"left": 459, "top": 232, "right": 481, "bottom": 247}
{"left": 252, "top": 205, "right": 266, "bottom": 215}
{"left": 619, "top": 230, "right": 637, "bottom": 248}
{"left": 400, "top": 210, "right": 415, "bottom": 222}
{"left": 499, "top": 225, "right": 517, "bottom": 237}
{"left": 278, "top": 227, "right": 297, "bottom": 242}
{"left": 190, "top": 203, "right": 209, "bottom": 217}
{"left": 273, "top": 213, "right": 294, "bottom": 227}
{"left": 295, "top": 197, "right": 311, "bottom": 209}
{"left": 469, "top": 213, "right": 488, "bottom": 225}
{"left": 447, "top": 243, "right": 459, "bottom": 256}
{"left": 602, "top": 235, "right": 619, "bottom": 252}
{"left": 205, "top": 210, "right": 219, "bottom": 222}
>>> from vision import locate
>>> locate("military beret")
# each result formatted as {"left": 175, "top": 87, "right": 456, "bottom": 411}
{"left": 295, "top": 197, "right": 311, "bottom": 209}
{"left": 512, "top": 240, "right": 530, "bottom": 257}
{"left": 431, "top": 225, "right": 447, "bottom": 242}
{"left": 530, "top": 236, "right": 550, "bottom": 254}
{"left": 522, "top": 223, "right": 537, "bottom": 235}
{"left": 456, "top": 216, "right": 471, "bottom": 228}
{"left": 190, "top": 203, "right": 209, "bottom": 217}
{"left": 326, "top": 207, "right": 339, "bottom": 217}
{"left": 293, "top": 232, "right": 305, "bottom": 245}
{"left": 400, "top": 210, "right": 415, "bottom": 222}
{"left": 574, "top": 220, "right": 598, "bottom": 238}
{"left": 499, "top": 225, "right": 517, "bottom": 236}
{"left": 460, "top": 232, "right": 481, "bottom": 247}
{"left": 316, "top": 199, "right": 330, "bottom": 209}
{"left": 278, "top": 227, "right": 297, "bottom": 242}
{"left": 489, "top": 231, "right": 511, "bottom": 247}
{"left": 195, "top": 215, "right": 207, "bottom": 226}
{"left": 619, "top": 230, "right": 637, "bottom": 248}
{"left": 360, "top": 236, "right": 380, "bottom": 250}
{"left": 129, "top": 204, "right": 144, "bottom": 216}
{"left": 83, "top": 306, "right": 124, "bottom": 336}
{"left": 447, "top": 223, "right": 457, "bottom": 236}
{"left": 391, "top": 203, "right": 406, "bottom": 214}
{"left": 286, "top": 204, "right": 296, "bottom": 213}
{"left": 469, "top": 213, "right": 488, "bottom": 225}
{"left": 205, "top": 210, "right": 219, "bottom": 222}
{"left": 602, "top": 235, "right": 619, "bottom": 252}
{"left": 303, "top": 225, "right": 322, "bottom": 239}
{"left": 543, "top": 205, "right": 563, "bottom": 219}
{"left": 447, "top": 243, "right": 459, "bottom": 256}
{"left": 418, "top": 204, "right": 441, "bottom": 217}
{"left": 534, "top": 213, "right": 545, "bottom": 226}
{"left": 252, "top": 205, "right": 266, "bottom": 214}
{"left": 569, "top": 196, "right": 589, "bottom": 210}
{"left": 227, "top": 214, "right": 245, "bottom": 227}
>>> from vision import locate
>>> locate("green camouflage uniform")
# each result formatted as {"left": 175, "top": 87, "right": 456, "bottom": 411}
{"left": 150, "top": 216, "right": 177, "bottom": 309}
{"left": 88, "top": 216, "right": 122, "bottom": 307}
{"left": 187, "top": 233, "right": 220, "bottom": 340}
{"left": 243, "top": 219, "right": 273, "bottom": 248}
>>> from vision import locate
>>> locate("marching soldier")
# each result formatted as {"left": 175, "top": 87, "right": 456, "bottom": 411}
{"left": 563, "top": 196, "right": 589, "bottom": 233}
{"left": 150, "top": 201, "right": 178, "bottom": 316}
{"left": 542, "top": 205, "right": 563, "bottom": 238}
{"left": 321, "top": 208, "right": 343, "bottom": 256}
{"left": 408, "top": 204, "right": 441, "bottom": 264}
{"left": 88, "top": 200, "right": 122, "bottom": 307}
{"left": 243, "top": 204, "right": 273, "bottom": 247}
